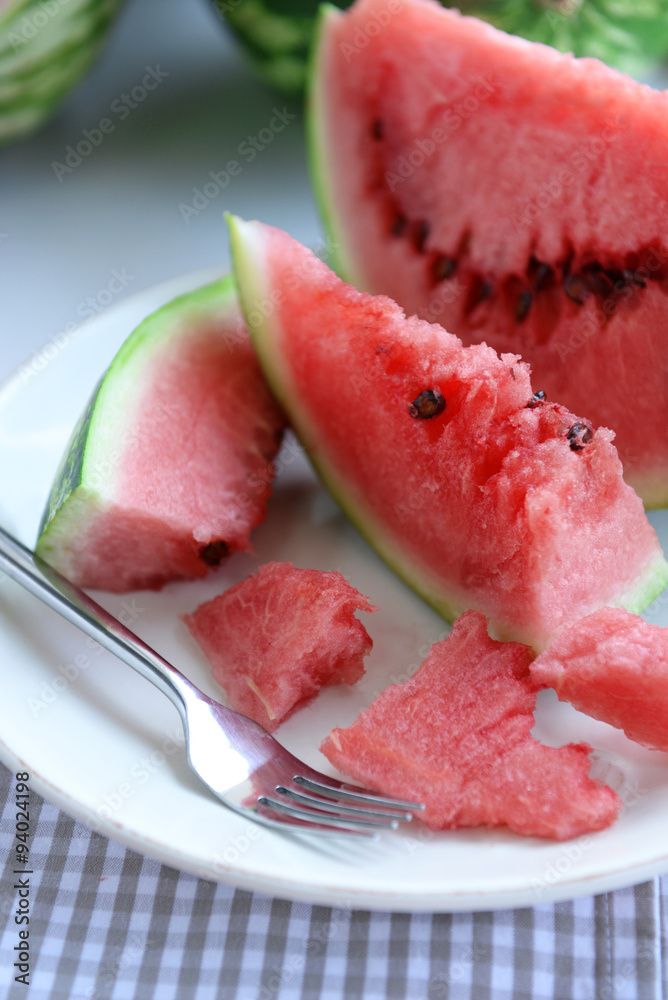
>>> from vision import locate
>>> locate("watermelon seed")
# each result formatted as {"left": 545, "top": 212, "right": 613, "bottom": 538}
{"left": 409, "top": 389, "right": 446, "bottom": 419}
{"left": 433, "top": 255, "right": 457, "bottom": 281}
{"left": 622, "top": 269, "right": 646, "bottom": 288}
{"left": 199, "top": 540, "right": 229, "bottom": 566}
{"left": 585, "top": 266, "right": 616, "bottom": 298}
{"left": 414, "top": 220, "right": 430, "bottom": 253}
{"left": 526, "top": 390, "right": 546, "bottom": 408}
{"left": 371, "top": 118, "right": 384, "bottom": 140}
{"left": 564, "top": 274, "right": 589, "bottom": 305}
{"left": 391, "top": 213, "right": 408, "bottom": 237}
{"left": 531, "top": 259, "right": 555, "bottom": 292}
{"left": 515, "top": 290, "right": 532, "bottom": 323}
{"left": 566, "top": 423, "right": 593, "bottom": 451}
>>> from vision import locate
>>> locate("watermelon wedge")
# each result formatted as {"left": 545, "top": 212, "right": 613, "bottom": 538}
{"left": 531, "top": 608, "right": 668, "bottom": 753}
{"left": 228, "top": 216, "right": 668, "bottom": 651}
{"left": 36, "top": 276, "right": 285, "bottom": 592}
{"left": 309, "top": 0, "right": 668, "bottom": 506}
{"left": 321, "top": 611, "right": 620, "bottom": 839}
{"left": 184, "top": 561, "right": 375, "bottom": 732}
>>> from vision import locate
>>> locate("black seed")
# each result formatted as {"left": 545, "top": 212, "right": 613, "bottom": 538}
{"left": 586, "top": 267, "right": 615, "bottom": 297}
{"left": 408, "top": 389, "right": 446, "bottom": 419}
{"left": 371, "top": 118, "right": 384, "bottom": 140}
{"left": 526, "top": 389, "right": 546, "bottom": 408}
{"left": 564, "top": 274, "right": 589, "bottom": 305}
{"left": 622, "top": 268, "right": 646, "bottom": 288}
{"left": 566, "top": 422, "right": 593, "bottom": 451}
{"left": 414, "top": 220, "right": 430, "bottom": 253}
{"left": 391, "top": 213, "right": 407, "bottom": 237}
{"left": 477, "top": 280, "right": 493, "bottom": 303}
{"left": 465, "top": 276, "right": 494, "bottom": 315}
{"left": 199, "top": 540, "right": 229, "bottom": 566}
{"left": 532, "top": 260, "right": 555, "bottom": 292}
{"left": 561, "top": 250, "right": 575, "bottom": 279}
{"left": 433, "top": 255, "right": 457, "bottom": 281}
{"left": 515, "top": 290, "right": 532, "bottom": 323}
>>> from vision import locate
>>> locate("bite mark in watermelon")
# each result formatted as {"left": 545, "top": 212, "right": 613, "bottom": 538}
{"left": 321, "top": 610, "right": 620, "bottom": 840}
{"left": 228, "top": 216, "right": 668, "bottom": 651}
{"left": 183, "top": 561, "right": 376, "bottom": 732}
{"left": 309, "top": 0, "right": 668, "bottom": 505}
{"left": 36, "top": 276, "right": 285, "bottom": 592}
{"left": 531, "top": 608, "right": 668, "bottom": 753}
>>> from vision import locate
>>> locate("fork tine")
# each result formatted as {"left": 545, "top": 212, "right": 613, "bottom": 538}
{"left": 276, "top": 785, "right": 414, "bottom": 822}
{"left": 293, "top": 775, "right": 425, "bottom": 812}
{"left": 257, "top": 795, "right": 399, "bottom": 831}
{"left": 254, "top": 804, "right": 378, "bottom": 838}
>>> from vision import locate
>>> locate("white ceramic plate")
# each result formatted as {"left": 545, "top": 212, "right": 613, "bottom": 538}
{"left": 1, "top": 268, "right": 667, "bottom": 913}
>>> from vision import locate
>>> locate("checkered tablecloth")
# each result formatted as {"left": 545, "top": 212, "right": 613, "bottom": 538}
{"left": 0, "top": 763, "right": 666, "bottom": 1000}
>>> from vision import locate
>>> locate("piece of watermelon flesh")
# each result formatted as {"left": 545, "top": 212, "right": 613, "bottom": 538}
{"left": 321, "top": 610, "right": 620, "bottom": 839}
{"left": 311, "top": 0, "right": 668, "bottom": 505}
{"left": 37, "top": 277, "right": 285, "bottom": 592}
{"left": 228, "top": 217, "right": 668, "bottom": 651}
{"left": 531, "top": 607, "right": 668, "bottom": 753}
{"left": 183, "top": 561, "right": 376, "bottom": 732}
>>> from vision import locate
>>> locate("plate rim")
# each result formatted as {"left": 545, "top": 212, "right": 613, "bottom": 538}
{"left": 1, "top": 265, "right": 667, "bottom": 913}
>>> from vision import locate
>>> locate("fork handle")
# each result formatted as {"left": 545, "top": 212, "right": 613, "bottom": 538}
{"left": 0, "top": 524, "right": 206, "bottom": 723}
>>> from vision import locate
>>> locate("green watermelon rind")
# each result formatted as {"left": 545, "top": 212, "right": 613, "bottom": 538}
{"left": 0, "top": 0, "right": 122, "bottom": 144}
{"left": 218, "top": 0, "right": 668, "bottom": 97}
{"left": 227, "top": 215, "right": 668, "bottom": 648}
{"left": 35, "top": 274, "right": 237, "bottom": 566}
{"left": 306, "top": 3, "right": 351, "bottom": 282}
{"left": 228, "top": 214, "right": 481, "bottom": 628}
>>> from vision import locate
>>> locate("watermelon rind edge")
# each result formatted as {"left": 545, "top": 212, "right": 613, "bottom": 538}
{"left": 305, "top": 3, "right": 355, "bottom": 282}
{"left": 227, "top": 213, "right": 479, "bottom": 631}
{"left": 35, "top": 273, "right": 236, "bottom": 567}
{"left": 227, "top": 214, "right": 668, "bottom": 650}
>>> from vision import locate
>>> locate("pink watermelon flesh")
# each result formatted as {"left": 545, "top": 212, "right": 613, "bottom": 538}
{"left": 312, "top": 0, "right": 668, "bottom": 505}
{"left": 37, "top": 279, "right": 285, "bottom": 592}
{"left": 183, "top": 561, "right": 376, "bottom": 732}
{"left": 228, "top": 218, "right": 668, "bottom": 651}
{"left": 321, "top": 610, "right": 620, "bottom": 839}
{"left": 532, "top": 608, "right": 668, "bottom": 752}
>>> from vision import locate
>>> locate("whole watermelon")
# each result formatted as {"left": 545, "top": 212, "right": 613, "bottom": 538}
{"left": 213, "top": 0, "right": 668, "bottom": 93}
{"left": 0, "top": 0, "right": 124, "bottom": 145}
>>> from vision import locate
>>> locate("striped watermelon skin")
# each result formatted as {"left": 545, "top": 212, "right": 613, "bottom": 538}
{"left": 0, "top": 0, "right": 123, "bottom": 144}
{"left": 212, "top": 0, "right": 668, "bottom": 95}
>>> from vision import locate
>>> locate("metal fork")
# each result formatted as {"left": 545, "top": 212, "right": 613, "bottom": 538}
{"left": 0, "top": 526, "right": 423, "bottom": 837}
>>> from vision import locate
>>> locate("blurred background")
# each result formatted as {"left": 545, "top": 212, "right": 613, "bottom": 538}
{"left": 0, "top": 0, "right": 319, "bottom": 380}
{"left": 2, "top": 0, "right": 668, "bottom": 383}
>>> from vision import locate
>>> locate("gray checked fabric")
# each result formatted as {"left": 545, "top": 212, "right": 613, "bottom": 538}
{"left": 0, "top": 763, "right": 666, "bottom": 1000}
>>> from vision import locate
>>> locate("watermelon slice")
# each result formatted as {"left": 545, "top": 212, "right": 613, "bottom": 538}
{"left": 228, "top": 216, "right": 668, "bottom": 650}
{"left": 36, "top": 276, "right": 285, "bottom": 592}
{"left": 531, "top": 608, "right": 668, "bottom": 753}
{"left": 183, "top": 561, "right": 376, "bottom": 732}
{"left": 309, "top": 0, "right": 668, "bottom": 505}
{"left": 321, "top": 610, "right": 620, "bottom": 839}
